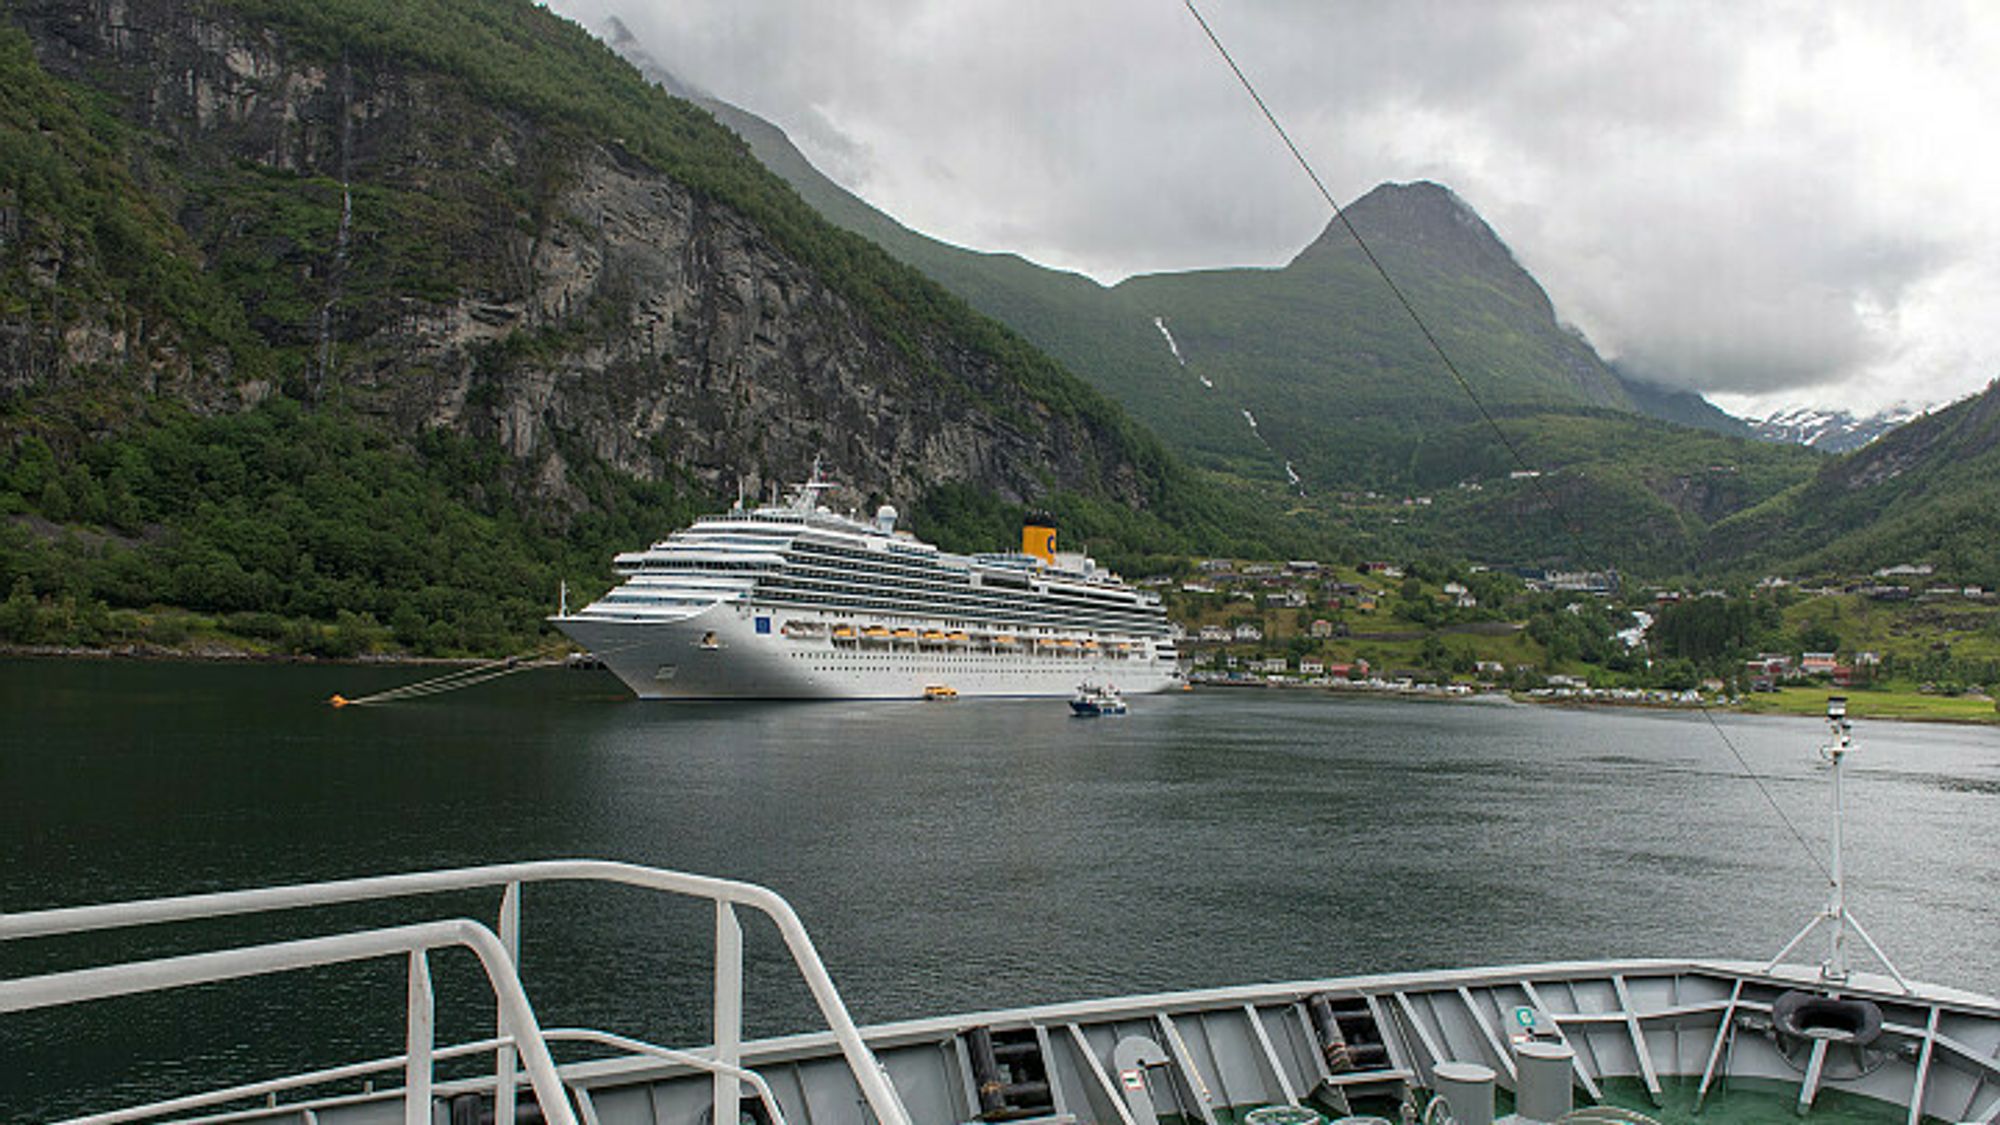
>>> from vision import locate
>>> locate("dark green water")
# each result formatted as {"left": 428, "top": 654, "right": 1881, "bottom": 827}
{"left": 4, "top": 658, "right": 1997, "bottom": 1119}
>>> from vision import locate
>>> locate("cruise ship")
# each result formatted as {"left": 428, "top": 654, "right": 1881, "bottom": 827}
{"left": 551, "top": 466, "right": 1180, "bottom": 699}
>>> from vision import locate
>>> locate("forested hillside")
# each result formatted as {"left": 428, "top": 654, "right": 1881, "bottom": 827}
{"left": 0, "top": 0, "right": 1282, "bottom": 654}
{"left": 1707, "top": 379, "right": 2000, "bottom": 585}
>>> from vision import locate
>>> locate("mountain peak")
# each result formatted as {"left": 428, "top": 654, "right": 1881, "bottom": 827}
{"left": 1290, "top": 180, "right": 1518, "bottom": 279}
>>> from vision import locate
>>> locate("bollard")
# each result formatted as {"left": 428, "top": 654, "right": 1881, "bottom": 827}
{"left": 1430, "top": 1061, "right": 1495, "bottom": 1125}
{"left": 1513, "top": 1040, "right": 1575, "bottom": 1123}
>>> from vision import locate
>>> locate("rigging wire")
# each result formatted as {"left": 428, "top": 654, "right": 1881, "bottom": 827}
{"left": 1181, "top": 0, "right": 1832, "bottom": 884}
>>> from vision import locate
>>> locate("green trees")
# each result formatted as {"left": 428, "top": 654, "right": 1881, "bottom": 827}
{"left": 0, "top": 400, "right": 700, "bottom": 655}
{"left": 1795, "top": 619, "right": 1842, "bottom": 653}
{"left": 1650, "top": 597, "right": 1781, "bottom": 665}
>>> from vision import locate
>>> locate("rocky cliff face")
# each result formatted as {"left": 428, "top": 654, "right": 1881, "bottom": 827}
{"left": 7, "top": 0, "right": 1147, "bottom": 518}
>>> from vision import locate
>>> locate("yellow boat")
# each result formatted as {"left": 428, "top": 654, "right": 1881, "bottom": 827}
{"left": 922, "top": 684, "right": 958, "bottom": 701}
{"left": 832, "top": 626, "right": 857, "bottom": 640}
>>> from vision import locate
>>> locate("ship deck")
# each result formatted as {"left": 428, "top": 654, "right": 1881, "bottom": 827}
{"left": 6, "top": 861, "right": 1998, "bottom": 1125}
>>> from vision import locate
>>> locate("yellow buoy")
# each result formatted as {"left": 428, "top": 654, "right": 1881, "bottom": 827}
{"left": 329, "top": 694, "right": 351, "bottom": 708}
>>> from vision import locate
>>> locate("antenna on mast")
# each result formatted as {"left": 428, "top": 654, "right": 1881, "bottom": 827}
{"left": 1763, "top": 697, "right": 1911, "bottom": 992}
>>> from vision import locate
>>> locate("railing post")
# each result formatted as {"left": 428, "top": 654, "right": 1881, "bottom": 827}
{"left": 497, "top": 881, "right": 521, "bottom": 1125}
{"left": 715, "top": 900, "right": 744, "bottom": 1125}
{"left": 407, "top": 948, "right": 435, "bottom": 1125}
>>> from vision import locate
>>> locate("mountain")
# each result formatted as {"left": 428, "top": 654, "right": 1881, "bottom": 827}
{"left": 1114, "top": 182, "right": 1639, "bottom": 485}
{"left": 1706, "top": 380, "right": 2000, "bottom": 582}
{"left": 613, "top": 40, "right": 1668, "bottom": 484}
{"left": 626, "top": 57, "right": 1823, "bottom": 572}
{"left": 1390, "top": 410, "right": 1827, "bottom": 571}
{"left": 1747, "top": 406, "right": 1918, "bottom": 452}
{"left": 0, "top": 0, "right": 1271, "bottom": 652}
{"left": 1611, "top": 369, "right": 1755, "bottom": 438}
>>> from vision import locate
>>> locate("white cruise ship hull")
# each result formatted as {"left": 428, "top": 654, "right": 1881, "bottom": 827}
{"left": 555, "top": 603, "right": 1180, "bottom": 701}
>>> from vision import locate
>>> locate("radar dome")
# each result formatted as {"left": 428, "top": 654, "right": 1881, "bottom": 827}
{"left": 875, "top": 505, "right": 899, "bottom": 533}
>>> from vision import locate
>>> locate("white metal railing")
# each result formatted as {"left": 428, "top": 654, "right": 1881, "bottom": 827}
{"left": 3, "top": 919, "right": 573, "bottom": 1125}
{"left": 1, "top": 860, "right": 914, "bottom": 1125}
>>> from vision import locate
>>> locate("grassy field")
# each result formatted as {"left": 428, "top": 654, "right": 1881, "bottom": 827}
{"left": 1731, "top": 684, "right": 2000, "bottom": 724}
{"left": 1782, "top": 594, "right": 2000, "bottom": 662}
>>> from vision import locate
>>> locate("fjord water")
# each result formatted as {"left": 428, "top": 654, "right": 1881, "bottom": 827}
{"left": 4, "top": 658, "right": 1997, "bottom": 1118}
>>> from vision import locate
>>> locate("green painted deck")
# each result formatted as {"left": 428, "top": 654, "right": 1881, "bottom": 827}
{"left": 1185, "top": 1073, "right": 1937, "bottom": 1125}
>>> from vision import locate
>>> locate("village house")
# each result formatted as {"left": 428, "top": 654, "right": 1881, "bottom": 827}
{"left": 1743, "top": 653, "right": 1794, "bottom": 691}
{"left": 1197, "top": 625, "right": 1230, "bottom": 643}
{"left": 1547, "top": 571, "right": 1618, "bottom": 594}
{"left": 1310, "top": 618, "right": 1335, "bottom": 638}
{"left": 1254, "top": 657, "right": 1288, "bottom": 674}
{"left": 1752, "top": 653, "right": 1797, "bottom": 678}
{"left": 1233, "top": 623, "right": 1263, "bottom": 642}
{"left": 1800, "top": 652, "right": 1839, "bottom": 676}
{"left": 1299, "top": 658, "right": 1325, "bottom": 675}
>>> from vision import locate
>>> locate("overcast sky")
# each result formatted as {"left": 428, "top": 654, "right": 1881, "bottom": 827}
{"left": 548, "top": 0, "right": 1998, "bottom": 418}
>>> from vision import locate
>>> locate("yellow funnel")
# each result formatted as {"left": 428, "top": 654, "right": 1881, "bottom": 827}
{"left": 1022, "top": 513, "right": 1057, "bottom": 564}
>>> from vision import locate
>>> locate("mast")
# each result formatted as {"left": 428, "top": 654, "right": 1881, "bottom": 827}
{"left": 1824, "top": 696, "right": 1850, "bottom": 984}
{"left": 1762, "top": 696, "right": 1912, "bottom": 992}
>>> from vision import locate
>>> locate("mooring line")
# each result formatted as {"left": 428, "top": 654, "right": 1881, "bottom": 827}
{"left": 330, "top": 648, "right": 562, "bottom": 708}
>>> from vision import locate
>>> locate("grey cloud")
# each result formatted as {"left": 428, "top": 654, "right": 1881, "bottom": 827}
{"left": 549, "top": 0, "right": 1999, "bottom": 411}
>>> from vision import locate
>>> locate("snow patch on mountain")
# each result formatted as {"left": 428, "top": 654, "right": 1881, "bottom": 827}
{"left": 1748, "top": 407, "right": 1920, "bottom": 453}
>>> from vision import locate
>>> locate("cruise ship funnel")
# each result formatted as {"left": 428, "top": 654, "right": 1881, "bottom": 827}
{"left": 1022, "top": 512, "right": 1057, "bottom": 565}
